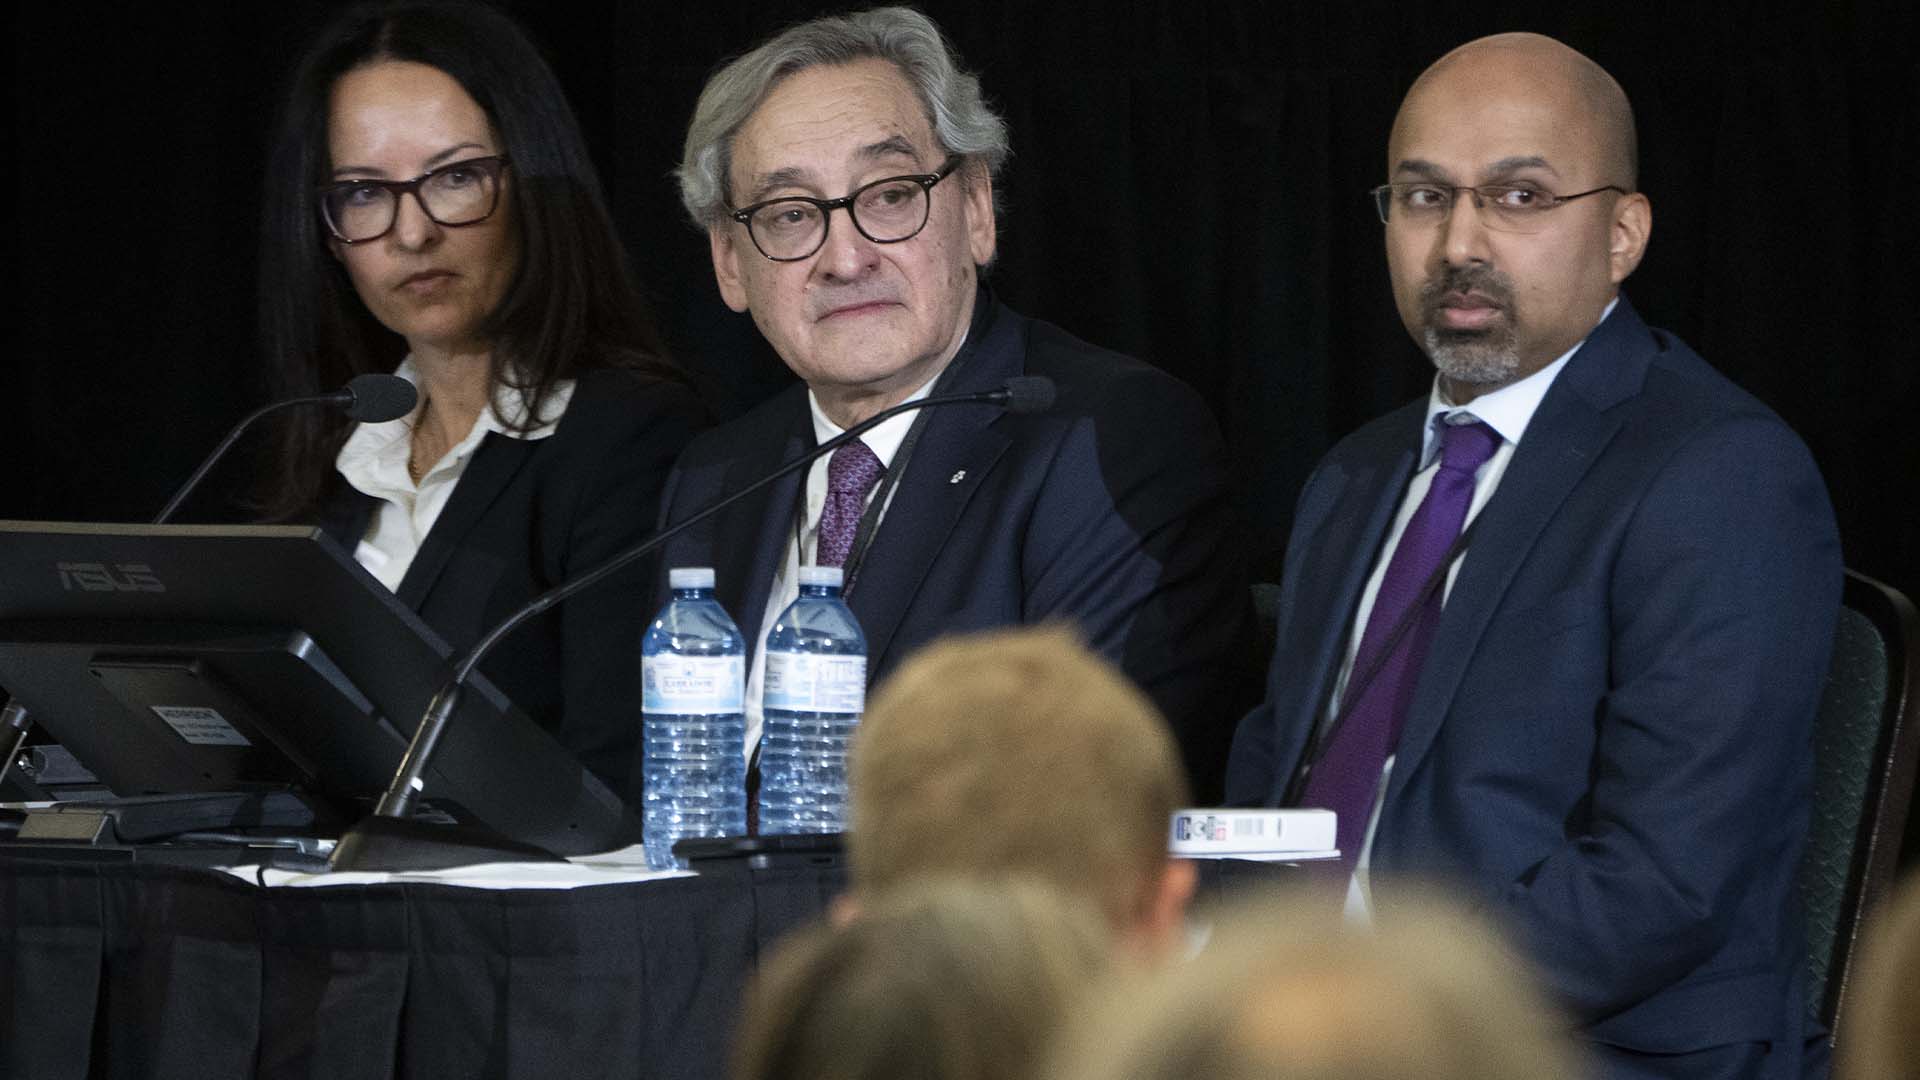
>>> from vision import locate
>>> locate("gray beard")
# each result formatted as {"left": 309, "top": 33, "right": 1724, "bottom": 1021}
{"left": 1423, "top": 325, "right": 1521, "bottom": 387}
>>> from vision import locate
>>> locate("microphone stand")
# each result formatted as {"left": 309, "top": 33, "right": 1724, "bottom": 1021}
{"left": 153, "top": 392, "right": 347, "bottom": 524}
{"left": 330, "top": 380, "right": 1048, "bottom": 872}
{"left": 0, "top": 702, "right": 30, "bottom": 797}
{"left": 155, "top": 372, "right": 415, "bottom": 524}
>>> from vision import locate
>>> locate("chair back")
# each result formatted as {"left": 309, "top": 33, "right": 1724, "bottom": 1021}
{"left": 1802, "top": 569, "right": 1920, "bottom": 1033}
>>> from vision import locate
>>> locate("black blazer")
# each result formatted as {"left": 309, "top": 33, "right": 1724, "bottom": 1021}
{"left": 657, "top": 296, "right": 1252, "bottom": 800}
{"left": 321, "top": 368, "right": 708, "bottom": 801}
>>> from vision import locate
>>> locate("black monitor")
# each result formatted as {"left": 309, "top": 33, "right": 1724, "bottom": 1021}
{"left": 0, "top": 520, "right": 639, "bottom": 855}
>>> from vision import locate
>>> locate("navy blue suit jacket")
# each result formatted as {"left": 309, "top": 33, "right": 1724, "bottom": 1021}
{"left": 657, "top": 296, "right": 1250, "bottom": 800}
{"left": 1227, "top": 299, "right": 1841, "bottom": 1076}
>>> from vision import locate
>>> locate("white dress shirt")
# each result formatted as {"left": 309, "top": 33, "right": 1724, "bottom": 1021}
{"left": 1338, "top": 298, "right": 1615, "bottom": 918}
{"left": 334, "top": 357, "right": 573, "bottom": 592}
{"left": 741, "top": 374, "right": 939, "bottom": 760}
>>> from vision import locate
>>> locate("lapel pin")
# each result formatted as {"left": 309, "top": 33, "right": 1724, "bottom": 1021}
{"left": 949, "top": 470, "right": 967, "bottom": 484}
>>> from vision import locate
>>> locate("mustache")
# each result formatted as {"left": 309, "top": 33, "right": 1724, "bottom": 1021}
{"left": 810, "top": 287, "right": 902, "bottom": 318}
{"left": 1419, "top": 265, "right": 1515, "bottom": 316}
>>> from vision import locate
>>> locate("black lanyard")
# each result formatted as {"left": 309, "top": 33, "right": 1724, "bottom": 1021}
{"left": 790, "top": 403, "right": 934, "bottom": 597}
{"left": 1280, "top": 514, "right": 1481, "bottom": 806}
{"left": 788, "top": 354, "right": 972, "bottom": 598}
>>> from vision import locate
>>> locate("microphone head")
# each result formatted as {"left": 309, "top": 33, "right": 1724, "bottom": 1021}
{"left": 343, "top": 373, "right": 419, "bottom": 422}
{"left": 1000, "top": 376, "right": 1056, "bottom": 415}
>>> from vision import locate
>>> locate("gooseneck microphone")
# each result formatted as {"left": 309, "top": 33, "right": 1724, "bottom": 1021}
{"left": 991, "top": 376, "right": 1056, "bottom": 414}
{"left": 329, "top": 376, "right": 1056, "bottom": 871}
{"left": 153, "top": 373, "right": 418, "bottom": 524}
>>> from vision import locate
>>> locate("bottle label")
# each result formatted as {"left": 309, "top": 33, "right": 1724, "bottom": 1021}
{"left": 763, "top": 653, "right": 867, "bottom": 713}
{"left": 642, "top": 655, "right": 744, "bottom": 713}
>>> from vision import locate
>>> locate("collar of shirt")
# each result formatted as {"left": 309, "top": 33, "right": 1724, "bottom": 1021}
{"left": 1417, "top": 295, "right": 1618, "bottom": 467}
{"left": 336, "top": 355, "right": 574, "bottom": 500}
{"left": 804, "top": 357, "right": 950, "bottom": 465}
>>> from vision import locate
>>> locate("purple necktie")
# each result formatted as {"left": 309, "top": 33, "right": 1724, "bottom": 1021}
{"left": 817, "top": 440, "right": 885, "bottom": 568}
{"left": 1298, "top": 418, "right": 1501, "bottom": 870}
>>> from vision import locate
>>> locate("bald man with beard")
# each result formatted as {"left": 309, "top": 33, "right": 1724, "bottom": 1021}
{"left": 1227, "top": 33, "right": 1840, "bottom": 1079}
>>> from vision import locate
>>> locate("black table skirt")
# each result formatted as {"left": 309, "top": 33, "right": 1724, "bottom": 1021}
{"left": 1, "top": 857, "right": 842, "bottom": 1080}
{"left": 1, "top": 854, "right": 1293, "bottom": 1080}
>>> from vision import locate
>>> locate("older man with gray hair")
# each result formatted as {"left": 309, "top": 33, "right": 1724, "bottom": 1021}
{"left": 659, "top": 7, "right": 1248, "bottom": 801}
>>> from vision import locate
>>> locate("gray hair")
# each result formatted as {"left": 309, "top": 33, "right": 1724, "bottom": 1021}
{"left": 676, "top": 7, "right": 1010, "bottom": 228}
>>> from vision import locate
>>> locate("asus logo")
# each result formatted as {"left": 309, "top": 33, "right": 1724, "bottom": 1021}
{"left": 57, "top": 562, "right": 165, "bottom": 593}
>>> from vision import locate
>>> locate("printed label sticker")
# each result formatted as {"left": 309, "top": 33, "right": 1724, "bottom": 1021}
{"left": 152, "top": 705, "right": 252, "bottom": 747}
{"left": 763, "top": 653, "right": 867, "bottom": 712}
{"left": 643, "top": 655, "right": 745, "bottom": 713}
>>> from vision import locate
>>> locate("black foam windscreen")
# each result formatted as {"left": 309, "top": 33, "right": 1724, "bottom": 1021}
{"left": 1001, "top": 375, "right": 1057, "bottom": 415}
{"left": 342, "top": 374, "right": 419, "bottom": 422}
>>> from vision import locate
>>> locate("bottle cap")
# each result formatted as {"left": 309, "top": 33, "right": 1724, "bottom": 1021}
{"left": 669, "top": 567, "right": 716, "bottom": 590}
{"left": 797, "top": 566, "right": 844, "bottom": 588}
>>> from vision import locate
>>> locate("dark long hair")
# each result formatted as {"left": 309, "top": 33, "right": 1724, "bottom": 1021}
{"left": 257, "top": 0, "right": 678, "bottom": 520}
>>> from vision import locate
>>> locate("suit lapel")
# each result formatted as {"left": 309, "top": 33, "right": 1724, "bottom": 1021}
{"left": 719, "top": 400, "right": 812, "bottom": 657}
{"left": 397, "top": 433, "right": 535, "bottom": 609}
{"left": 1383, "top": 300, "right": 1653, "bottom": 807}
{"left": 847, "top": 300, "right": 1020, "bottom": 672}
{"left": 849, "top": 405, "right": 1012, "bottom": 671}
{"left": 1269, "top": 419, "right": 1420, "bottom": 799}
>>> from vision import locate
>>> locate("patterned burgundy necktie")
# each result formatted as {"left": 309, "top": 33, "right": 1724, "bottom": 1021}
{"left": 817, "top": 440, "right": 885, "bottom": 567}
{"left": 1298, "top": 418, "right": 1501, "bottom": 870}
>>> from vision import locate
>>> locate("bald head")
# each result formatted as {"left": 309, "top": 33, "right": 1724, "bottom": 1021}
{"left": 1378, "top": 32, "right": 1651, "bottom": 400}
{"left": 1399, "top": 32, "right": 1637, "bottom": 190}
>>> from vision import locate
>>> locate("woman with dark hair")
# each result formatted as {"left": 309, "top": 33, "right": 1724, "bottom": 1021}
{"left": 257, "top": 2, "right": 705, "bottom": 799}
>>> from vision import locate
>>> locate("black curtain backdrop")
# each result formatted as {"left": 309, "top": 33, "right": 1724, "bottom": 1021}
{"left": 9, "top": 2, "right": 1917, "bottom": 596}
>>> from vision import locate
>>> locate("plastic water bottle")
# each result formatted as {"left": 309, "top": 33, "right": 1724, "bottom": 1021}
{"left": 640, "top": 567, "right": 747, "bottom": 870}
{"left": 761, "top": 565, "right": 868, "bottom": 835}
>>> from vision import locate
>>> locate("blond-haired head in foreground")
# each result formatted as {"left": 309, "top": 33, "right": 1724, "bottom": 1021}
{"left": 848, "top": 625, "right": 1195, "bottom": 952}
{"left": 734, "top": 877, "right": 1108, "bottom": 1080}
{"left": 1047, "top": 887, "right": 1584, "bottom": 1080}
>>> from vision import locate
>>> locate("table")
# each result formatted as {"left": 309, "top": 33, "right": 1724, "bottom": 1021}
{"left": 1, "top": 855, "right": 839, "bottom": 1080}
{"left": 1, "top": 852, "right": 1293, "bottom": 1080}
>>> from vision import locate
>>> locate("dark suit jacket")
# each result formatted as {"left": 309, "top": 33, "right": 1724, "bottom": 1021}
{"left": 1227, "top": 298, "right": 1841, "bottom": 1078}
{"left": 321, "top": 368, "right": 707, "bottom": 801}
{"left": 657, "top": 295, "right": 1250, "bottom": 800}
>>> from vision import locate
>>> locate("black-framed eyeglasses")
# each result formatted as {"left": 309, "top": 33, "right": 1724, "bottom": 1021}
{"left": 728, "top": 156, "right": 963, "bottom": 262}
{"left": 1369, "top": 182, "right": 1626, "bottom": 234}
{"left": 319, "top": 155, "right": 511, "bottom": 244}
